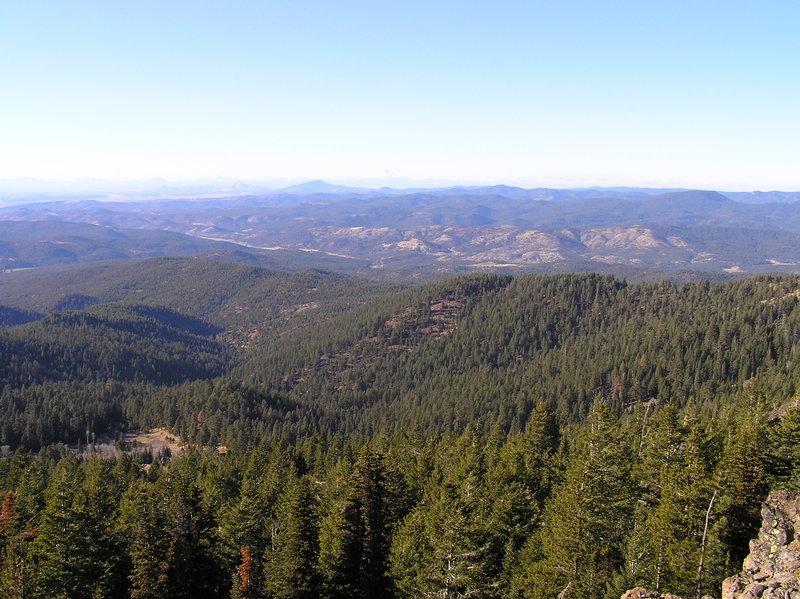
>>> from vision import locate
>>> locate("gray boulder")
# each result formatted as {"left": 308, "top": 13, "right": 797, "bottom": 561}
{"left": 722, "top": 490, "right": 800, "bottom": 599}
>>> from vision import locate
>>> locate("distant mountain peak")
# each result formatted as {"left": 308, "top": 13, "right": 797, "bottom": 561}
{"left": 645, "top": 189, "right": 731, "bottom": 204}
{"left": 280, "top": 180, "right": 365, "bottom": 194}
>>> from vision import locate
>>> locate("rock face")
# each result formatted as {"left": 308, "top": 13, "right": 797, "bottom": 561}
{"left": 621, "top": 491, "right": 800, "bottom": 599}
{"left": 619, "top": 587, "right": 714, "bottom": 599}
{"left": 620, "top": 587, "right": 685, "bottom": 599}
{"left": 722, "top": 490, "right": 800, "bottom": 599}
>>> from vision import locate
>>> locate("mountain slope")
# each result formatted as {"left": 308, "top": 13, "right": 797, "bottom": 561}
{"left": 0, "top": 219, "right": 370, "bottom": 271}
{"left": 0, "top": 305, "right": 40, "bottom": 328}
{"left": 4, "top": 190, "right": 800, "bottom": 274}
{"left": 0, "top": 257, "right": 401, "bottom": 330}
{"left": 0, "top": 302, "right": 227, "bottom": 388}
{"left": 3, "top": 271, "right": 800, "bottom": 447}
{"left": 234, "top": 273, "right": 800, "bottom": 433}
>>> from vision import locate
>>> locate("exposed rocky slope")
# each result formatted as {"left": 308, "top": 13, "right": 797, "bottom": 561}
{"left": 5, "top": 189, "right": 800, "bottom": 273}
{"left": 621, "top": 588, "right": 693, "bottom": 599}
{"left": 179, "top": 223, "right": 800, "bottom": 272}
{"left": 622, "top": 491, "right": 800, "bottom": 599}
{"left": 722, "top": 490, "right": 800, "bottom": 599}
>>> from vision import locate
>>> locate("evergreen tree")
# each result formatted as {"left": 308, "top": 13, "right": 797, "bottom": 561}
{"left": 123, "top": 483, "right": 171, "bottom": 599}
{"left": 68, "top": 458, "right": 126, "bottom": 598}
{"left": 718, "top": 424, "right": 768, "bottom": 570}
{"left": 263, "top": 476, "right": 319, "bottom": 599}
{"left": 521, "top": 401, "right": 632, "bottom": 599}
{"left": 0, "top": 528, "right": 38, "bottom": 599}
{"left": 27, "top": 456, "right": 81, "bottom": 599}
{"left": 391, "top": 479, "right": 496, "bottom": 598}
{"left": 766, "top": 404, "right": 800, "bottom": 489}
{"left": 318, "top": 450, "right": 392, "bottom": 599}
{"left": 163, "top": 488, "right": 224, "bottom": 599}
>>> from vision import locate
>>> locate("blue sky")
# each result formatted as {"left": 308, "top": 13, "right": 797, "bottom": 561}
{"left": 2, "top": 1, "right": 798, "bottom": 190}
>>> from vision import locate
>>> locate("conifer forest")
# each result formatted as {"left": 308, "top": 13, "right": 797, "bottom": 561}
{"left": 2, "top": 265, "right": 800, "bottom": 598}
{"left": 6, "top": 1, "right": 800, "bottom": 597}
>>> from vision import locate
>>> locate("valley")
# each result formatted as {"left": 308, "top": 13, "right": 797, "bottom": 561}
{"left": 4, "top": 185, "right": 800, "bottom": 277}
{"left": 6, "top": 1, "right": 799, "bottom": 595}
{"left": 1, "top": 186, "right": 800, "bottom": 598}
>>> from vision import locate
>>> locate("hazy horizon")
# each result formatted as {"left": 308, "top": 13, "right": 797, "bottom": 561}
{"left": 1, "top": 176, "right": 797, "bottom": 197}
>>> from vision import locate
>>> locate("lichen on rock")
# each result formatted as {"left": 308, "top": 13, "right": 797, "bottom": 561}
{"left": 721, "top": 490, "right": 800, "bottom": 599}
{"left": 620, "top": 586, "right": 687, "bottom": 599}
{"left": 621, "top": 491, "right": 800, "bottom": 599}
{"left": 619, "top": 586, "right": 714, "bottom": 599}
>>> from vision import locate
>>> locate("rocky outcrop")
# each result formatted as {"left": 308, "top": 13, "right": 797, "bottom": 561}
{"left": 621, "top": 491, "right": 800, "bottom": 599}
{"left": 620, "top": 587, "right": 685, "bottom": 599}
{"left": 722, "top": 490, "right": 800, "bottom": 599}
{"left": 619, "top": 587, "right": 714, "bottom": 599}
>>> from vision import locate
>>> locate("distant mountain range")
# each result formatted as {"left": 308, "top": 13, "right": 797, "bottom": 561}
{"left": 3, "top": 182, "right": 800, "bottom": 276}
{"left": 2, "top": 177, "right": 800, "bottom": 204}
{"left": 0, "top": 220, "right": 369, "bottom": 272}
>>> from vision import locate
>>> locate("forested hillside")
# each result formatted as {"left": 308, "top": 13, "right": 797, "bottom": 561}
{"left": 0, "top": 400, "right": 797, "bottom": 598}
{"left": 0, "top": 306, "right": 39, "bottom": 329}
{"left": 3, "top": 272, "right": 800, "bottom": 448}
{"left": 1, "top": 272, "right": 800, "bottom": 598}
{"left": 0, "top": 257, "right": 400, "bottom": 329}
{"left": 0, "top": 303, "right": 227, "bottom": 389}
{"left": 235, "top": 273, "right": 800, "bottom": 435}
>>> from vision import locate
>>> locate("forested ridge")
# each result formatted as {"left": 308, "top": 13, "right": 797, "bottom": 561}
{"left": 1, "top": 269, "right": 800, "bottom": 597}
{"left": 0, "top": 303, "right": 228, "bottom": 389}
{"left": 237, "top": 272, "right": 800, "bottom": 434}
{"left": 0, "top": 307, "right": 39, "bottom": 330}
{"left": 0, "top": 257, "right": 401, "bottom": 329}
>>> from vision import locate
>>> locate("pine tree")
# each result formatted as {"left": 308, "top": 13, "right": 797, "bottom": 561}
{"left": 230, "top": 545, "right": 261, "bottom": 599}
{"left": 0, "top": 528, "right": 38, "bottom": 599}
{"left": 766, "top": 404, "right": 800, "bottom": 489}
{"left": 391, "top": 478, "right": 496, "bottom": 598}
{"left": 718, "top": 424, "right": 768, "bottom": 569}
{"left": 263, "top": 476, "right": 319, "bottom": 599}
{"left": 27, "top": 456, "right": 81, "bottom": 599}
{"left": 318, "top": 481, "right": 362, "bottom": 599}
{"left": 354, "top": 450, "right": 391, "bottom": 598}
{"left": 73, "top": 458, "right": 126, "bottom": 597}
{"left": 163, "top": 488, "right": 223, "bottom": 599}
{"left": 318, "top": 449, "right": 391, "bottom": 599}
{"left": 522, "top": 400, "right": 633, "bottom": 598}
{"left": 124, "top": 483, "right": 171, "bottom": 599}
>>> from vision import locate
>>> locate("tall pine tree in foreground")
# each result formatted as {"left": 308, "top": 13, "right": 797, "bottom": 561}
{"left": 614, "top": 408, "right": 719, "bottom": 597}
{"left": 122, "top": 482, "right": 172, "bottom": 599}
{"left": 519, "top": 400, "right": 632, "bottom": 599}
{"left": 319, "top": 449, "right": 392, "bottom": 599}
{"left": 260, "top": 475, "right": 319, "bottom": 598}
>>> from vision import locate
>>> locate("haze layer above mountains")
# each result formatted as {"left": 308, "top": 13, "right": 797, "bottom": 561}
{"left": 3, "top": 181, "right": 800, "bottom": 277}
